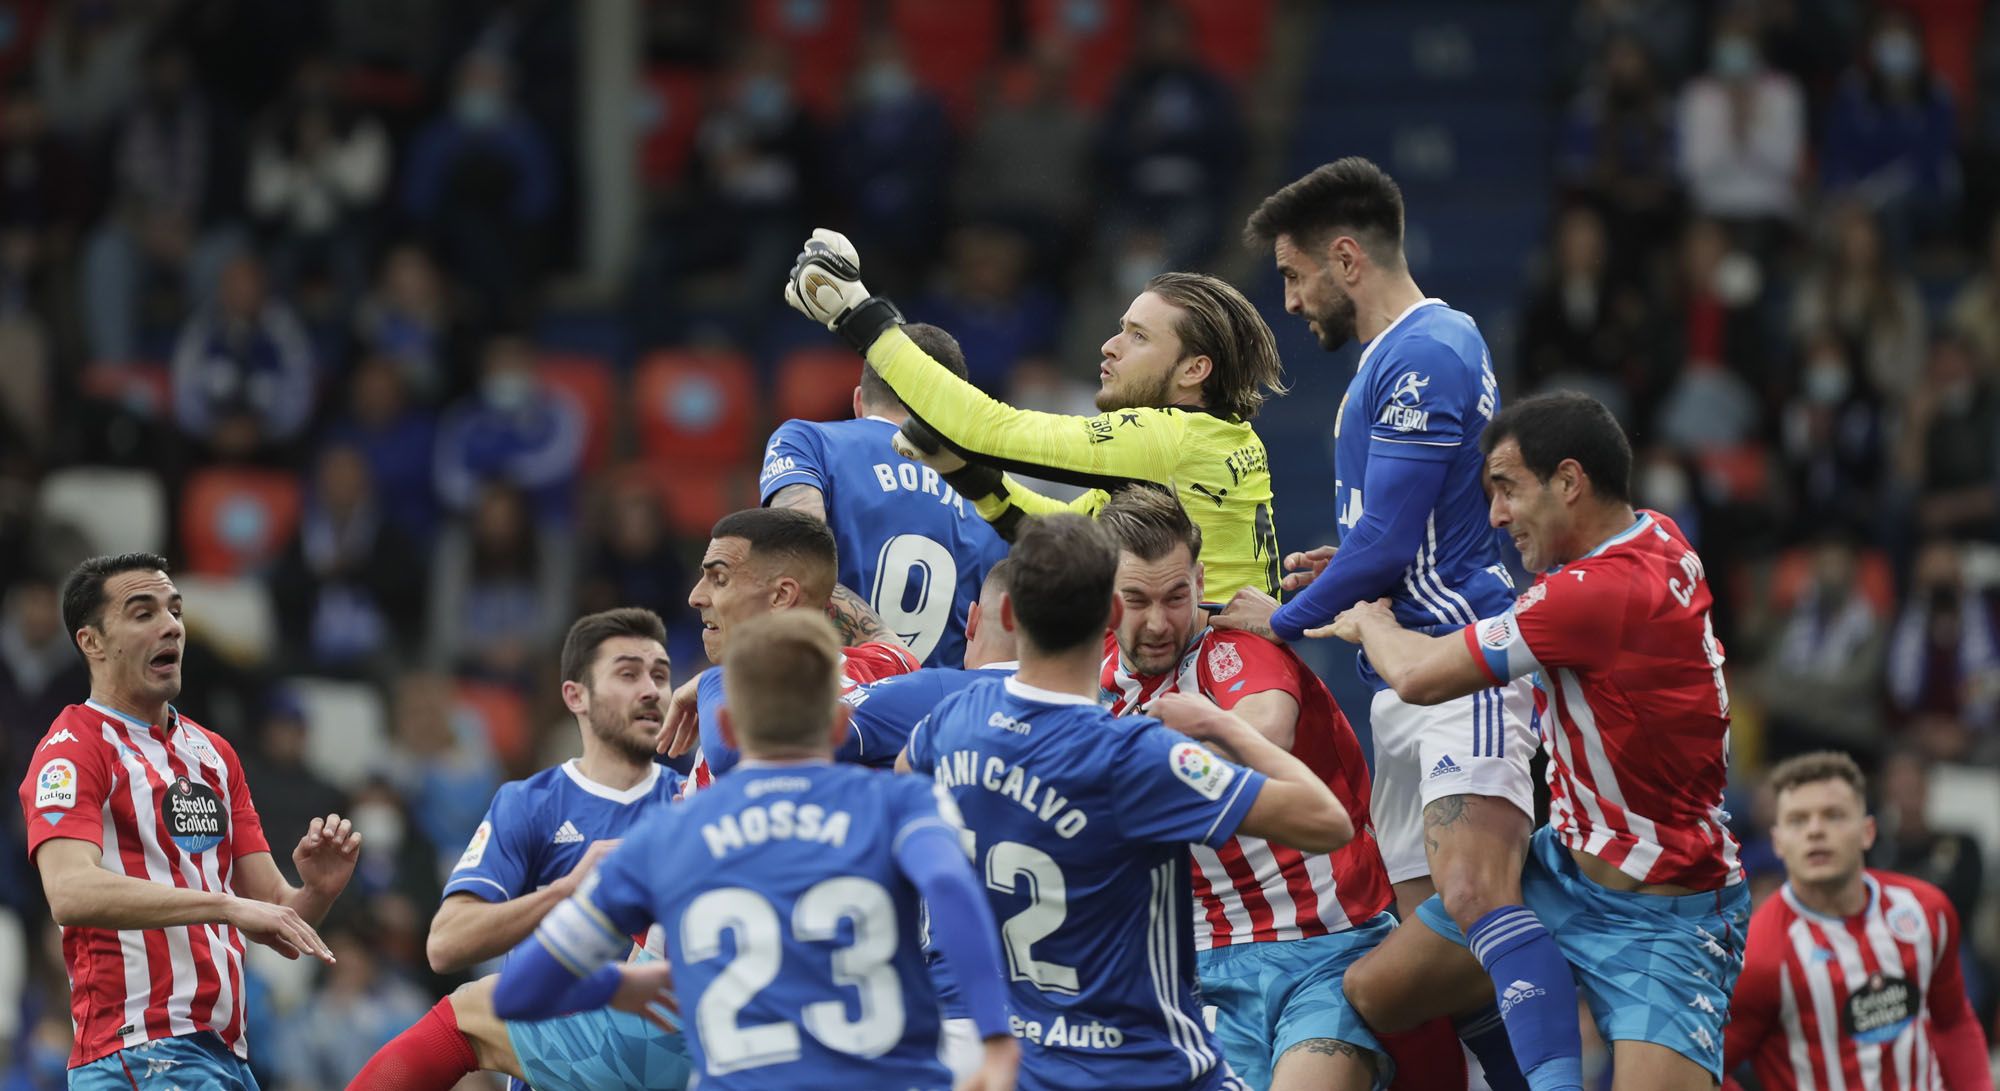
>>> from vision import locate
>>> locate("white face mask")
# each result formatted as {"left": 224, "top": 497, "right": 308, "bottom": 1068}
{"left": 1640, "top": 462, "right": 1692, "bottom": 511}
{"left": 481, "top": 370, "right": 536, "bottom": 411}
{"left": 1712, "top": 36, "right": 1760, "bottom": 79}
{"left": 1874, "top": 32, "right": 1921, "bottom": 81}
{"left": 1805, "top": 361, "right": 1851, "bottom": 404}
{"left": 350, "top": 803, "right": 405, "bottom": 858}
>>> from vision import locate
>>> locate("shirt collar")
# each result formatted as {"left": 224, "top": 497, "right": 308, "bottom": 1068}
{"left": 559, "top": 759, "right": 662, "bottom": 804}
{"left": 1003, "top": 676, "right": 1100, "bottom": 707}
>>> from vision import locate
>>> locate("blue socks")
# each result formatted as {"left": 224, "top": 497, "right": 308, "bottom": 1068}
{"left": 1468, "top": 905, "right": 1583, "bottom": 1091}
{"left": 1454, "top": 1004, "right": 1528, "bottom": 1091}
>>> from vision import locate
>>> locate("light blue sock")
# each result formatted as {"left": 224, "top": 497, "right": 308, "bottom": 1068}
{"left": 1468, "top": 905, "right": 1583, "bottom": 1091}
{"left": 1454, "top": 1003, "right": 1528, "bottom": 1091}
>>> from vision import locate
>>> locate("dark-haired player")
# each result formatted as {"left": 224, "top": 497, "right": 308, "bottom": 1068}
{"left": 761, "top": 322, "right": 1008, "bottom": 666}
{"left": 899, "top": 514, "right": 1354, "bottom": 1090}
{"left": 1327, "top": 392, "right": 1748, "bottom": 1091}
{"left": 1725, "top": 751, "right": 1990, "bottom": 1091}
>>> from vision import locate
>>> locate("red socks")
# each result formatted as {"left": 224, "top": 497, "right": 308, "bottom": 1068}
{"left": 346, "top": 997, "right": 481, "bottom": 1090}
{"left": 1384, "top": 1017, "right": 1470, "bottom": 1091}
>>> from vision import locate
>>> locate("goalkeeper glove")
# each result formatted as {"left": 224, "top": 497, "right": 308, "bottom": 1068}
{"left": 783, "top": 228, "right": 904, "bottom": 354}
{"left": 894, "top": 418, "right": 1005, "bottom": 502}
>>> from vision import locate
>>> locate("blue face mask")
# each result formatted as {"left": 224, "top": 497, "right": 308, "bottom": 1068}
{"left": 455, "top": 88, "right": 505, "bottom": 128}
{"left": 1874, "top": 32, "right": 1921, "bottom": 81}
{"left": 740, "top": 76, "right": 789, "bottom": 124}
{"left": 1712, "top": 36, "right": 1759, "bottom": 79}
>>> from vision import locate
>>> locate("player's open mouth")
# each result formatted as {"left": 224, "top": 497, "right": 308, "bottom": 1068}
{"left": 633, "top": 709, "right": 662, "bottom": 727}
{"left": 1805, "top": 849, "right": 1833, "bottom": 866}
{"left": 148, "top": 648, "right": 180, "bottom": 673}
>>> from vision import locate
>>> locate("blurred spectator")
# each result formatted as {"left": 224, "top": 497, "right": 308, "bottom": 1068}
{"left": 832, "top": 32, "right": 952, "bottom": 290}
{"left": 1752, "top": 531, "right": 1888, "bottom": 754}
{"left": 1516, "top": 204, "right": 1652, "bottom": 405}
{"left": 1557, "top": 35, "right": 1681, "bottom": 272}
{"left": 170, "top": 250, "right": 316, "bottom": 461}
{"left": 1946, "top": 217, "right": 2000, "bottom": 371}
{"left": 236, "top": 692, "right": 347, "bottom": 888}
{"left": 956, "top": 48, "right": 1093, "bottom": 271}
{"left": 271, "top": 444, "right": 425, "bottom": 673}
{"left": 323, "top": 354, "right": 441, "bottom": 544}
{"left": 1791, "top": 201, "right": 1927, "bottom": 401}
{"left": 400, "top": 47, "right": 555, "bottom": 326}
{"left": 433, "top": 332, "right": 584, "bottom": 524}
{"left": 1779, "top": 332, "right": 1889, "bottom": 531}
{"left": 1886, "top": 539, "right": 2000, "bottom": 749}
{"left": 577, "top": 476, "right": 689, "bottom": 625}
{"left": 915, "top": 224, "right": 1062, "bottom": 389}
{"left": 31, "top": 0, "right": 148, "bottom": 140}
{"left": 1676, "top": 9, "right": 1805, "bottom": 246}
{"left": 425, "top": 483, "right": 573, "bottom": 684}
{"left": 386, "top": 674, "right": 501, "bottom": 877}
{"left": 1094, "top": 5, "right": 1243, "bottom": 267}
{"left": 0, "top": 572, "right": 87, "bottom": 816}
{"left": 1651, "top": 217, "right": 1767, "bottom": 438}
{"left": 80, "top": 37, "right": 241, "bottom": 362}
{"left": 1561, "top": 0, "right": 1703, "bottom": 89}
{"left": 1821, "top": 8, "right": 1960, "bottom": 246}
{"left": 274, "top": 922, "right": 431, "bottom": 1091}
{"left": 1893, "top": 336, "right": 2000, "bottom": 541}
{"left": 351, "top": 243, "right": 461, "bottom": 402}
{"left": 0, "top": 80, "right": 92, "bottom": 272}
{"left": 1868, "top": 749, "right": 1986, "bottom": 925}
{"left": 248, "top": 55, "right": 391, "bottom": 306}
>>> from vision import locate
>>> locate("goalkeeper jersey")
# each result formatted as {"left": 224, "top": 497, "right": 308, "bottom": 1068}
{"left": 866, "top": 326, "right": 1281, "bottom": 602}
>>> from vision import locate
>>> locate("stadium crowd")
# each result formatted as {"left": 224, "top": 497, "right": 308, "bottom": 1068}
{"left": 3, "top": 0, "right": 2000, "bottom": 1087}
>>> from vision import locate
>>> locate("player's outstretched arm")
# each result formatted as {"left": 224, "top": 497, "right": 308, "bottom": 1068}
{"left": 893, "top": 821, "right": 1019, "bottom": 1090}
{"left": 234, "top": 812, "right": 364, "bottom": 928}
{"left": 427, "top": 838, "right": 621, "bottom": 973}
{"left": 1152, "top": 692, "right": 1351, "bottom": 852}
{"left": 1257, "top": 454, "right": 1450, "bottom": 643}
{"left": 492, "top": 850, "right": 655, "bottom": 1023}
{"left": 1323, "top": 599, "right": 1494, "bottom": 706}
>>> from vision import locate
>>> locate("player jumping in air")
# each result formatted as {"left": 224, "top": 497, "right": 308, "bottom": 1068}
{"left": 760, "top": 321, "right": 1008, "bottom": 666}
{"left": 1725, "top": 751, "right": 1991, "bottom": 1091}
{"left": 898, "top": 513, "right": 1354, "bottom": 1090}
{"left": 784, "top": 228, "right": 1289, "bottom": 605}
{"left": 493, "top": 610, "right": 1021, "bottom": 1091}
{"left": 1327, "top": 392, "right": 1749, "bottom": 1091}
{"left": 1229, "top": 157, "right": 1548, "bottom": 1091}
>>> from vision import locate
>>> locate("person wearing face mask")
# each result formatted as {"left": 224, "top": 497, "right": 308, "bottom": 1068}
{"left": 1895, "top": 337, "right": 1999, "bottom": 541}
{"left": 1752, "top": 529, "right": 1888, "bottom": 755}
{"left": 1821, "top": 10, "right": 1960, "bottom": 243}
{"left": 351, "top": 608, "right": 694, "bottom": 1091}
{"left": 1780, "top": 335, "right": 1887, "bottom": 530}
{"left": 1677, "top": 10, "right": 1806, "bottom": 234}
{"left": 433, "top": 332, "right": 586, "bottom": 526}
{"left": 832, "top": 33, "right": 952, "bottom": 291}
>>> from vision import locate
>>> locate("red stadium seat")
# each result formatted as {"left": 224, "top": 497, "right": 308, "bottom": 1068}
{"left": 454, "top": 679, "right": 531, "bottom": 768}
{"left": 1027, "top": 0, "right": 1138, "bottom": 109}
{"left": 1766, "top": 547, "right": 1897, "bottom": 618}
{"left": 774, "top": 347, "right": 860, "bottom": 424}
{"left": 537, "top": 354, "right": 616, "bottom": 472}
{"left": 1173, "top": 0, "right": 1271, "bottom": 84}
{"left": 638, "top": 65, "right": 707, "bottom": 186}
{"left": 632, "top": 349, "right": 757, "bottom": 469}
{"left": 752, "top": 0, "right": 866, "bottom": 118}
{"left": 81, "top": 362, "right": 172, "bottom": 419}
{"left": 618, "top": 460, "right": 761, "bottom": 540}
{"left": 890, "top": 0, "right": 1003, "bottom": 123}
{"left": 181, "top": 468, "right": 304, "bottom": 577}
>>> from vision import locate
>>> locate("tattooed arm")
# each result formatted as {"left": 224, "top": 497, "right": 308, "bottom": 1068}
{"left": 827, "top": 583, "right": 908, "bottom": 652}
{"left": 768, "top": 483, "right": 827, "bottom": 521}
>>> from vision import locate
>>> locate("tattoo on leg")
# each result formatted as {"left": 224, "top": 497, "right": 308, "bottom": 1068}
{"left": 1422, "top": 794, "right": 1471, "bottom": 857}
{"left": 1280, "top": 1037, "right": 1367, "bottom": 1062}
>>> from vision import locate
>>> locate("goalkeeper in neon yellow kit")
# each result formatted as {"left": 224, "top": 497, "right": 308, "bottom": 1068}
{"left": 784, "top": 229, "right": 1289, "bottom": 603}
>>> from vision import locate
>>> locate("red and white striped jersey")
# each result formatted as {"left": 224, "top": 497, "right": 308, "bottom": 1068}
{"left": 687, "top": 640, "right": 919, "bottom": 791}
{"left": 1103, "top": 628, "right": 1391, "bottom": 950}
{"left": 17, "top": 701, "right": 270, "bottom": 1068}
{"left": 1465, "top": 510, "right": 1742, "bottom": 890}
{"left": 1726, "top": 871, "right": 1989, "bottom": 1091}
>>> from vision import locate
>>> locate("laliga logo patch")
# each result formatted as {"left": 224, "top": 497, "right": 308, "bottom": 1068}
{"left": 1207, "top": 641, "right": 1243, "bottom": 683}
{"left": 165, "top": 776, "right": 226, "bottom": 855}
{"left": 456, "top": 821, "right": 493, "bottom": 871}
{"left": 1169, "top": 742, "right": 1234, "bottom": 801}
{"left": 35, "top": 759, "right": 77, "bottom": 809}
{"left": 1886, "top": 904, "right": 1925, "bottom": 945}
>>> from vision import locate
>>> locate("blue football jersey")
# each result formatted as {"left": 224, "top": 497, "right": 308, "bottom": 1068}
{"left": 905, "top": 676, "right": 1261, "bottom": 1091}
{"left": 760, "top": 417, "right": 1009, "bottom": 667}
{"left": 843, "top": 661, "right": 1019, "bottom": 766}
{"left": 445, "top": 760, "right": 683, "bottom": 912}
{"left": 571, "top": 761, "right": 959, "bottom": 1090}
{"left": 1333, "top": 301, "right": 1514, "bottom": 657}
{"left": 693, "top": 642, "right": 919, "bottom": 785}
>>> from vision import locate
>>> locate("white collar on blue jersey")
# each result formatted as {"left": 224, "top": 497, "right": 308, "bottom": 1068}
{"left": 863, "top": 414, "right": 898, "bottom": 424}
{"left": 1003, "top": 676, "right": 1100, "bottom": 707}
{"left": 1780, "top": 872, "right": 1879, "bottom": 924}
{"left": 560, "top": 759, "right": 662, "bottom": 804}
{"left": 1354, "top": 296, "right": 1445, "bottom": 373}
{"left": 975, "top": 660, "right": 1020, "bottom": 673}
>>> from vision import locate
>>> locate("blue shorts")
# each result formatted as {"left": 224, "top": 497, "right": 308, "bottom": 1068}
{"left": 1197, "top": 913, "right": 1396, "bottom": 1090}
{"left": 1415, "top": 826, "right": 1751, "bottom": 1079}
{"left": 70, "top": 1032, "right": 258, "bottom": 1091}
{"left": 506, "top": 1006, "right": 692, "bottom": 1091}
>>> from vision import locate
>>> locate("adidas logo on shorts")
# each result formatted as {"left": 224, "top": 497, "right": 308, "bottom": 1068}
{"left": 1428, "top": 755, "right": 1463, "bottom": 780}
{"left": 553, "top": 821, "right": 584, "bottom": 845}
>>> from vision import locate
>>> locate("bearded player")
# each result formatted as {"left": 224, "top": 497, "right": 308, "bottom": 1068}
{"left": 1724, "top": 751, "right": 1990, "bottom": 1091}
{"left": 1327, "top": 392, "right": 1749, "bottom": 1091}
{"left": 785, "top": 228, "right": 1288, "bottom": 605}
{"left": 1096, "top": 487, "right": 1466, "bottom": 1091}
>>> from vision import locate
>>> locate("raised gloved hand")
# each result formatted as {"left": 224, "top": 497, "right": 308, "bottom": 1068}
{"left": 783, "top": 228, "right": 903, "bottom": 352}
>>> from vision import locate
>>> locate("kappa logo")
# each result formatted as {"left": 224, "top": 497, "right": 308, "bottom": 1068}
{"left": 1688, "top": 994, "right": 1717, "bottom": 1016}
{"left": 1390, "top": 371, "right": 1431, "bottom": 406}
{"left": 42, "top": 729, "right": 77, "bottom": 748}
{"left": 1690, "top": 1027, "right": 1716, "bottom": 1054}
{"left": 553, "top": 821, "right": 585, "bottom": 845}
{"left": 1694, "top": 926, "right": 1729, "bottom": 959}
{"left": 1428, "top": 755, "right": 1463, "bottom": 780}
{"left": 143, "top": 1057, "right": 179, "bottom": 1078}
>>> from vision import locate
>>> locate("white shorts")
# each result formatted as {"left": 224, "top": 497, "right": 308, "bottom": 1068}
{"left": 1369, "top": 679, "right": 1538, "bottom": 885}
{"left": 940, "top": 1016, "right": 982, "bottom": 1080}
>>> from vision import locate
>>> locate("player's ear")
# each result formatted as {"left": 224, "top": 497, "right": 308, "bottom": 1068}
{"left": 559, "top": 678, "right": 589, "bottom": 717}
{"left": 1107, "top": 594, "right": 1124, "bottom": 630}
{"left": 1193, "top": 561, "right": 1206, "bottom": 603}
{"left": 1862, "top": 813, "right": 1877, "bottom": 854}
{"left": 770, "top": 577, "right": 802, "bottom": 610}
{"left": 827, "top": 701, "right": 853, "bottom": 749}
{"left": 1178, "top": 353, "right": 1213, "bottom": 393}
{"left": 965, "top": 600, "right": 983, "bottom": 641}
{"left": 718, "top": 706, "right": 740, "bottom": 752}
{"left": 74, "top": 625, "right": 102, "bottom": 662}
{"left": 999, "top": 593, "right": 1017, "bottom": 633}
{"left": 851, "top": 387, "right": 865, "bottom": 420}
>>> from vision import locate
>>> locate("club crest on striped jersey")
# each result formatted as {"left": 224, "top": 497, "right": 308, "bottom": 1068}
{"left": 165, "top": 776, "right": 226, "bottom": 854}
{"left": 1206, "top": 641, "right": 1243, "bottom": 682}
{"left": 1515, "top": 582, "right": 1547, "bottom": 613}
{"left": 180, "top": 729, "right": 220, "bottom": 769}
{"left": 1886, "top": 903, "right": 1925, "bottom": 944}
